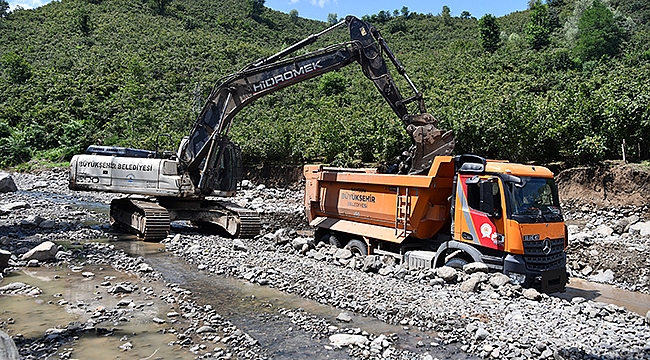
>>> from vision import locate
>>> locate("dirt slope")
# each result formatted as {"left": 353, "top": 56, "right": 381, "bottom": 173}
{"left": 556, "top": 162, "right": 650, "bottom": 209}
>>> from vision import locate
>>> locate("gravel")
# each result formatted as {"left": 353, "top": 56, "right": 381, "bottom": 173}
{"left": 0, "top": 169, "right": 649, "bottom": 359}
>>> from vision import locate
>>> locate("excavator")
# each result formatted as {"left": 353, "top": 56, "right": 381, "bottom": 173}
{"left": 68, "top": 16, "right": 455, "bottom": 241}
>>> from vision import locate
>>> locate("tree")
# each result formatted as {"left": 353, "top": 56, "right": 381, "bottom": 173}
{"left": 575, "top": 0, "right": 623, "bottom": 62}
{"left": 441, "top": 5, "right": 451, "bottom": 25}
{"left": 525, "top": 0, "right": 551, "bottom": 49}
{"left": 400, "top": 6, "right": 409, "bottom": 18}
{"left": 249, "top": 0, "right": 264, "bottom": 18}
{"left": 150, "top": 0, "right": 172, "bottom": 15}
{"left": 460, "top": 11, "right": 471, "bottom": 19}
{"left": 327, "top": 12, "right": 338, "bottom": 25}
{"left": 478, "top": 14, "right": 500, "bottom": 52}
{"left": 0, "top": 0, "right": 9, "bottom": 18}
{"left": 0, "top": 52, "right": 32, "bottom": 84}
{"left": 289, "top": 9, "right": 298, "bottom": 23}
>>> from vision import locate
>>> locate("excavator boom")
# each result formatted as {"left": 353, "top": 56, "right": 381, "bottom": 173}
{"left": 180, "top": 16, "right": 454, "bottom": 194}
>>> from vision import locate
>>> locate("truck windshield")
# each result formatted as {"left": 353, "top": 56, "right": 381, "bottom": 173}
{"left": 506, "top": 177, "right": 563, "bottom": 223}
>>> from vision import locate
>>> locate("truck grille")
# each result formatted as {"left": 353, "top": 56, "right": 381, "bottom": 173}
{"left": 522, "top": 238, "right": 565, "bottom": 272}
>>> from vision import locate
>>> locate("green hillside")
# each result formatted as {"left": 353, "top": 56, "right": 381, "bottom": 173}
{"left": 0, "top": 0, "right": 649, "bottom": 169}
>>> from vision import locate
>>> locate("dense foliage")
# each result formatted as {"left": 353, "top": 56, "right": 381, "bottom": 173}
{"left": 0, "top": 0, "right": 648, "bottom": 169}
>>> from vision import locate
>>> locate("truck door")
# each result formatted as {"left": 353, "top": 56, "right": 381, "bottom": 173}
{"left": 454, "top": 175, "right": 506, "bottom": 251}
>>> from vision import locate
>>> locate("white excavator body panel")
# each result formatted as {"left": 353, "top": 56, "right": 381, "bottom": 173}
{"left": 69, "top": 154, "right": 188, "bottom": 197}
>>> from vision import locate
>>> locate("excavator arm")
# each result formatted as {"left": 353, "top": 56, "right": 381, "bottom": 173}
{"left": 180, "top": 16, "right": 454, "bottom": 194}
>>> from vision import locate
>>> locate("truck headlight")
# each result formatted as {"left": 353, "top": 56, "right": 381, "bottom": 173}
{"left": 507, "top": 272, "right": 526, "bottom": 285}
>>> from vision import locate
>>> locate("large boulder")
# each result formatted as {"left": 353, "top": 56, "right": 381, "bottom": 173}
{"left": 436, "top": 266, "right": 458, "bottom": 283}
{"left": 629, "top": 221, "right": 650, "bottom": 237}
{"left": 0, "top": 330, "right": 19, "bottom": 360}
{"left": 329, "top": 334, "right": 369, "bottom": 347}
{"left": 21, "top": 241, "right": 58, "bottom": 262}
{"left": 460, "top": 276, "right": 482, "bottom": 292}
{"left": 0, "top": 173, "right": 17, "bottom": 193}
{"left": 463, "top": 262, "right": 489, "bottom": 274}
{"left": 362, "top": 255, "right": 383, "bottom": 273}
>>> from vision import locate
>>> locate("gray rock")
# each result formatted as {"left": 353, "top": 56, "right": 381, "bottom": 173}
{"left": 291, "top": 237, "right": 312, "bottom": 251}
{"left": 138, "top": 263, "right": 153, "bottom": 272}
{"left": 567, "top": 224, "right": 580, "bottom": 235}
{"left": 27, "top": 259, "right": 39, "bottom": 267}
{"left": 336, "top": 312, "right": 352, "bottom": 322}
{"left": 108, "top": 283, "right": 134, "bottom": 294}
{"left": 460, "top": 277, "right": 481, "bottom": 292}
{"left": 378, "top": 265, "right": 394, "bottom": 276}
{"left": 570, "top": 232, "right": 592, "bottom": 242}
{"left": 0, "top": 249, "right": 11, "bottom": 271}
{"left": 196, "top": 325, "right": 216, "bottom": 334}
{"left": 273, "top": 228, "right": 290, "bottom": 245}
{"left": 0, "top": 173, "right": 17, "bottom": 193}
{"left": 152, "top": 317, "right": 166, "bottom": 324}
{"left": 55, "top": 251, "right": 72, "bottom": 260}
{"left": 436, "top": 266, "right": 458, "bottom": 283}
{"left": 329, "top": 334, "right": 369, "bottom": 347}
{"left": 646, "top": 309, "right": 650, "bottom": 324}
{"left": 116, "top": 299, "right": 132, "bottom": 307}
{"left": 581, "top": 265, "right": 593, "bottom": 276}
{"left": 489, "top": 273, "right": 511, "bottom": 288}
{"left": 21, "top": 241, "right": 58, "bottom": 262}
{"left": 38, "top": 219, "right": 56, "bottom": 229}
{"left": 20, "top": 215, "right": 44, "bottom": 227}
{"left": 523, "top": 288, "right": 541, "bottom": 301}
{"left": 463, "top": 262, "right": 489, "bottom": 274}
{"left": 594, "top": 225, "right": 614, "bottom": 237}
{"left": 362, "top": 255, "right": 383, "bottom": 273}
{"left": 0, "top": 330, "right": 19, "bottom": 360}
{"left": 233, "top": 239, "right": 248, "bottom": 252}
{"left": 0, "top": 202, "right": 29, "bottom": 212}
{"left": 334, "top": 248, "right": 353, "bottom": 260}
{"left": 629, "top": 221, "right": 650, "bottom": 236}
{"left": 0, "top": 282, "right": 27, "bottom": 292}
{"left": 541, "top": 349, "right": 553, "bottom": 358}
{"left": 589, "top": 269, "right": 615, "bottom": 283}
{"left": 475, "top": 327, "right": 489, "bottom": 341}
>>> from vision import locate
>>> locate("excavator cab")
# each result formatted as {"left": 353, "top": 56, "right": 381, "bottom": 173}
{"left": 212, "top": 141, "right": 243, "bottom": 194}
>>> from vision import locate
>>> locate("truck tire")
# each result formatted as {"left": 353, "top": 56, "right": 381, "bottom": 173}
{"left": 445, "top": 257, "right": 469, "bottom": 269}
{"left": 318, "top": 232, "right": 342, "bottom": 248}
{"left": 345, "top": 239, "right": 368, "bottom": 256}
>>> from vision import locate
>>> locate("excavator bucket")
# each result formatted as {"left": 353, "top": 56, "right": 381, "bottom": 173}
{"left": 402, "top": 113, "right": 455, "bottom": 175}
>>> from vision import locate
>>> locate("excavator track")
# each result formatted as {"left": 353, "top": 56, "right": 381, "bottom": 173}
{"left": 216, "top": 201, "right": 261, "bottom": 238}
{"left": 110, "top": 198, "right": 170, "bottom": 241}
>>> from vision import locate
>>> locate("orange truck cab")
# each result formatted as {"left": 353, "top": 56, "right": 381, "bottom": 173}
{"left": 304, "top": 154, "right": 568, "bottom": 293}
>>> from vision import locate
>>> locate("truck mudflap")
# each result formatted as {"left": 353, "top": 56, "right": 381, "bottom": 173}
{"left": 540, "top": 267, "right": 567, "bottom": 293}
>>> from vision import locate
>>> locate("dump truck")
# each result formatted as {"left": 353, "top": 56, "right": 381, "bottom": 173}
{"left": 304, "top": 154, "right": 568, "bottom": 293}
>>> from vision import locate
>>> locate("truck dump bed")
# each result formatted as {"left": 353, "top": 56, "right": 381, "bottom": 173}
{"left": 304, "top": 156, "right": 456, "bottom": 243}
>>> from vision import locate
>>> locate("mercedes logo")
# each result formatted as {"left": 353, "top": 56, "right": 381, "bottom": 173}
{"left": 542, "top": 238, "right": 552, "bottom": 255}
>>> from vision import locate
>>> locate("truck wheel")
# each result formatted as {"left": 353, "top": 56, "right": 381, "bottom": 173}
{"left": 345, "top": 239, "right": 368, "bottom": 256}
{"left": 445, "top": 257, "right": 469, "bottom": 269}
{"left": 319, "top": 233, "right": 341, "bottom": 248}
{"left": 325, "top": 234, "right": 343, "bottom": 248}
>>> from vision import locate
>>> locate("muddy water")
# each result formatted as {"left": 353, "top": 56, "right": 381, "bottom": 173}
{"left": 116, "top": 240, "right": 475, "bottom": 359}
{"left": 0, "top": 265, "right": 194, "bottom": 359}
{"left": 556, "top": 277, "right": 650, "bottom": 316}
